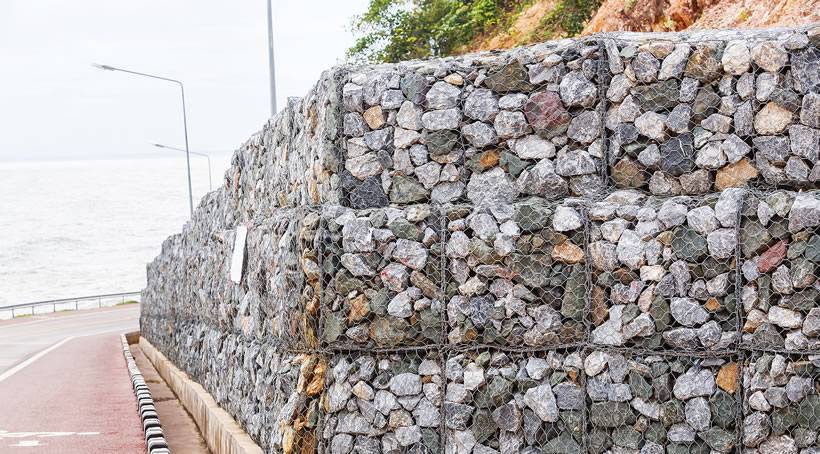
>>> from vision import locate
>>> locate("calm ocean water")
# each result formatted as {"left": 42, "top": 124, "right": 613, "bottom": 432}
{"left": 0, "top": 156, "right": 230, "bottom": 308}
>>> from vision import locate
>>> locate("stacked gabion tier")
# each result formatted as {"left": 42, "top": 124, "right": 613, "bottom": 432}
{"left": 140, "top": 25, "right": 820, "bottom": 454}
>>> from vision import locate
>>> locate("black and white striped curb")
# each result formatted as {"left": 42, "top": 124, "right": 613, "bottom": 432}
{"left": 121, "top": 335, "right": 170, "bottom": 454}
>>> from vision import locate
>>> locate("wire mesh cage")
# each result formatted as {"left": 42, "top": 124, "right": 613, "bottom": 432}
{"left": 444, "top": 348, "right": 584, "bottom": 453}
{"left": 135, "top": 25, "right": 820, "bottom": 454}
{"left": 337, "top": 38, "right": 608, "bottom": 210}
{"left": 443, "top": 199, "right": 588, "bottom": 348}
{"left": 585, "top": 350, "right": 740, "bottom": 454}
{"left": 603, "top": 30, "right": 820, "bottom": 195}
{"left": 741, "top": 352, "right": 820, "bottom": 452}
{"left": 740, "top": 190, "right": 820, "bottom": 352}
{"left": 320, "top": 205, "right": 445, "bottom": 348}
{"left": 270, "top": 352, "right": 326, "bottom": 454}
{"left": 588, "top": 189, "right": 742, "bottom": 352}
{"left": 320, "top": 349, "right": 444, "bottom": 453}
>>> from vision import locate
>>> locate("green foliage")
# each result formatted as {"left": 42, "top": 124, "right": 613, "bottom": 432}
{"left": 348, "top": 0, "right": 508, "bottom": 64}
{"left": 535, "top": 0, "right": 602, "bottom": 38}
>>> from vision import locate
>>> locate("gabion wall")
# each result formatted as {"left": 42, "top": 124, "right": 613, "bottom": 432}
{"left": 141, "top": 25, "right": 820, "bottom": 454}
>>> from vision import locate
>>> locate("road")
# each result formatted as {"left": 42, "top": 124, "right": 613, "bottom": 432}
{"left": 0, "top": 305, "right": 140, "bottom": 375}
{"left": 0, "top": 306, "right": 144, "bottom": 452}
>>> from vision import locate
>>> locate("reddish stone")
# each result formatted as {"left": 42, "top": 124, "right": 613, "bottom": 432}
{"left": 523, "top": 91, "right": 570, "bottom": 136}
{"left": 757, "top": 239, "right": 788, "bottom": 273}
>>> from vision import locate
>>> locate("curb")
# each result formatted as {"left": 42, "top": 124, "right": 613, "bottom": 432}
{"left": 121, "top": 334, "right": 171, "bottom": 454}
{"left": 139, "top": 337, "right": 263, "bottom": 454}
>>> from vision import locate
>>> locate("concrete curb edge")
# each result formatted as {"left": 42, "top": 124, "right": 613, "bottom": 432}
{"left": 121, "top": 334, "right": 171, "bottom": 454}
{"left": 139, "top": 336, "right": 264, "bottom": 454}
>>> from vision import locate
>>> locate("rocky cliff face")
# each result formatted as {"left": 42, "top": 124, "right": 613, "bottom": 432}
{"left": 141, "top": 26, "right": 820, "bottom": 454}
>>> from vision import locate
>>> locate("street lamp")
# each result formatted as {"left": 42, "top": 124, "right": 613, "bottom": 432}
{"left": 93, "top": 63, "right": 194, "bottom": 216}
{"left": 152, "top": 143, "right": 213, "bottom": 191}
{"left": 267, "top": 0, "right": 277, "bottom": 115}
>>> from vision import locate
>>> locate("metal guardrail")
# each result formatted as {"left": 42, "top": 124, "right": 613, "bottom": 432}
{"left": 0, "top": 291, "right": 142, "bottom": 318}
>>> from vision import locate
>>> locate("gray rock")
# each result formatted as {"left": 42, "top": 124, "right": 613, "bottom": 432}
{"left": 462, "top": 122, "right": 498, "bottom": 148}
{"left": 567, "top": 110, "right": 601, "bottom": 144}
{"left": 707, "top": 228, "right": 737, "bottom": 259}
{"left": 670, "top": 297, "right": 709, "bottom": 326}
{"left": 390, "top": 176, "right": 428, "bottom": 204}
{"left": 464, "top": 88, "right": 499, "bottom": 122}
{"left": 659, "top": 133, "right": 695, "bottom": 177}
{"left": 800, "top": 93, "right": 820, "bottom": 128}
{"left": 510, "top": 135, "right": 555, "bottom": 160}
{"left": 390, "top": 373, "right": 422, "bottom": 396}
{"left": 684, "top": 397, "right": 711, "bottom": 431}
{"left": 673, "top": 367, "right": 715, "bottom": 399}
{"left": 491, "top": 401, "right": 521, "bottom": 432}
{"left": 426, "top": 81, "right": 461, "bottom": 109}
{"left": 659, "top": 44, "right": 691, "bottom": 80}
{"left": 559, "top": 71, "right": 597, "bottom": 108}
{"left": 665, "top": 104, "right": 692, "bottom": 133}
{"left": 743, "top": 412, "right": 770, "bottom": 447}
{"left": 789, "top": 193, "right": 820, "bottom": 232}
{"left": 494, "top": 110, "right": 529, "bottom": 139}
{"left": 523, "top": 383, "right": 559, "bottom": 422}
{"left": 722, "top": 40, "right": 751, "bottom": 74}
{"left": 466, "top": 167, "right": 518, "bottom": 206}
{"left": 422, "top": 108, "right": 462, "bottom": 131}
{"left": 759, "top": 435, "right": 798, "bottom": 454}
{"left": 553, "top": 383, "right": 583, "bottom": 410}
{"left": 612, "top": 230, "right": 644, "bottom": 271}
{"left": 632, "top": 51, "right": 660, "bottom": 83}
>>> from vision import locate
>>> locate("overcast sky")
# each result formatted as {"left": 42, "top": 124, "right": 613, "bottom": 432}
{"left": 0, "top": 0, "right": 369, "bottom": 161}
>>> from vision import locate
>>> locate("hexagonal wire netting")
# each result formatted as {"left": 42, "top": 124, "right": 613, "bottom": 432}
{"left": 603, "top": 31, "right": 820, "bottom": 195}
{"left": 338, "top": 37, "right": 608, "bottom": 211}
{"left": 320, "top": 349, "right": 445, "bottom": 453}
{"left": 138, "top": 26, "right": 820, "bottom": 454}
{"left": 741, "top": 351, "right": 820, "bottom": 452}
{"left": 442, "top": 200, "right": 589, "bottom": 350}
{"left": 740, "top": 190, "right": 820, "bottom": 353}
{"left": 588, "top": 189, "right": 743, "bottom": 353}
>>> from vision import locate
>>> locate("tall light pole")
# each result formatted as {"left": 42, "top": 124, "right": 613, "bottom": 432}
{"left": 267, "top": 0, "right": 277, "bottom": 115}
{"left": 94, "top": 63, "right": 194, "bottom": 216}
{"left": 152, "top": 143, "right": 213, "bottom": 191}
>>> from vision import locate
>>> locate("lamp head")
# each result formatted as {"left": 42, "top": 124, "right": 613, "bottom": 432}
{"left": 92, "top": 63, "right": 115, "bottom": 71}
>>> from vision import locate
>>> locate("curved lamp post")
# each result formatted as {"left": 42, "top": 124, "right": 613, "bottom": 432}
{"left": 151, "top": 143, "right": 213, "bottom": 191}
{"left": 93, "top": 63, "right": 194, "bottom": 216}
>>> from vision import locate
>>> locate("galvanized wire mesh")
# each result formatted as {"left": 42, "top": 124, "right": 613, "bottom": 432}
{"left": 588, "top": 190, "right": 742, "bottom": 352}
{"left": 138, "top": 26, "right": 820, "bottom": 454}
{"left": 603, "top": 30, "right": 820, "bottom": 195}
{"left": 320, "top": 350, "right": 444, "bottom": 453}
{"left": 740, "top": 190, "right": 820, "bottom": 352}
{"left": 337, "top": 38, "right": 608, "bottom": 210}
{"left": 444, "top": 348, "right": 584, "bottom": 453}
{"left": 443, "top": 200, "right": 588, "bottom": 349}
{"left": 319, "top": 205, "right": 445, "bottom": 349}
{"left": 741, "top": 351, "right": 820, "bottom": 452}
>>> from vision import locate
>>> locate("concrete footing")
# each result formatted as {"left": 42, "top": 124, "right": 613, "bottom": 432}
{"left": 139, "top": 337, "right": 263, "bottom": 454}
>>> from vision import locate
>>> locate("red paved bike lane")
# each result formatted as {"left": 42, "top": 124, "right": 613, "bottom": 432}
{"left": 0, "top": 333, "right": 146, "bottom": 453}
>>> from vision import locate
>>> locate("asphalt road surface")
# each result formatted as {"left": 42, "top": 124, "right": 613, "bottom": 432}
{"left": 0, "top": 306, "right": 144, "bottom": 452}
{"left": 0, "top": 305, "right": 140, "bottom": 375}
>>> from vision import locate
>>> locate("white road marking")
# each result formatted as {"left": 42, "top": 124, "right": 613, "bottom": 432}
{"left": 11, "top": 440, "right": 41, "bottom": 447}
{"left": 0, "top": 431, "right": 100, "bottom": 439}
{"left": 0, "top": 337, "right": 74, "bottom": 383}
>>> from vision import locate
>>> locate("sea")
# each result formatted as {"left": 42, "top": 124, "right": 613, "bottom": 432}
{"left": 0, "top": 156, "right": 232, "bottom": 308}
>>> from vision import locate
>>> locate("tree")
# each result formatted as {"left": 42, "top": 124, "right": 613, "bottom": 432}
{"left": 348, "top": 0, "right": 505, "bottom": 64}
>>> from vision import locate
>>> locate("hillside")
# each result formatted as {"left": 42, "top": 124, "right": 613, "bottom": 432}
{"left": 459, "top": 0, "right": 819, "bottom": 54}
